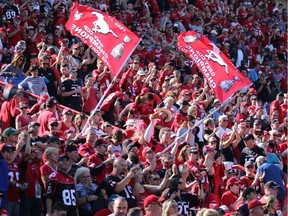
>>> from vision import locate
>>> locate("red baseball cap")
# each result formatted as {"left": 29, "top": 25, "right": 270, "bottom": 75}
{"left": 248, "top": 199, "right": 265, "bottom": 210}
{"left": 227, "top": 177, "right": 241, "bottom": 186}
{"left": 192, "top": 91, "right": 200, "bottom": 98}
{"left": 142, "top": 147, "right": 154, "bottom": 158}
{"left": 144, "top": 195, "right": 161, "bottom": 208}
{"left": 181, "top": 89, "right": 190, "bottom": 95}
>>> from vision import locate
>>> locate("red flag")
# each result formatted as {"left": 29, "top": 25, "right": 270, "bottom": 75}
{"left": 178, "top": 31, "right": 252, "bottom": 103}
{"left": 65, "top": 3, "right": 140, "bottom": 76}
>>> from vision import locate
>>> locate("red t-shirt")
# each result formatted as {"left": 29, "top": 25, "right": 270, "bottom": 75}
{"left": 78, "top": 143, "right": 95, "bottom": 158}
{"left": 82, "top": 87, "right": 98, "bottom": 113}
{"left": 15, "top": 114, "right": 33, "bottom": 130}
{"left": 87, "top": 153, "right": 112, "bottom": 185}
{"left": 37, "top": 109, "right": 56, "bottom": 136}
{"left": 221, "top": 190, "right": 238, "bottom": 210}
{"left": 0, "top": 98, "right": 20, "bottom": 131}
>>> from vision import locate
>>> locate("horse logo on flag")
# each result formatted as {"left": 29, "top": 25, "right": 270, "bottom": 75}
{"left": 91, "top": 12, "right": 118, "bottom": 38}
{"left": 205, "top": 43, "right": 229, "bottom": 75}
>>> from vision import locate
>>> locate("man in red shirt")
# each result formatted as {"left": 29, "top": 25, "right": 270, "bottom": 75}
{"left": 7, "top": 15, "right": 23, "bottom": 47}
{"left": 144, "top": 195, "right": 162, "bottom": 216}
{"left": 82, "top": 75, "right": 101, "bottom": 115}
{"left": 221, "top": 177, "right": 244, "bottom": 211}
{"left": 37, "top": 97, "right": 58, "bottom": 137}
{"left": 78, "top": 127, "right": 98, "bottom": 158}
{"left": 87, "top": 139, "right": 113, "bottom": 186}
{"left": 92, "top": 59, "right": 113, "bottom": 94}
{"left": 270, "top": 93, "right": 285, "bottom": 123}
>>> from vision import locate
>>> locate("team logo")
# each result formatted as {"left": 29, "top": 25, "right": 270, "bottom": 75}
{"left": 206, "top": 43, "right": 229, "bottom": 75}
{"left": 91, "top": 12, "right": 118, "bottom": 37}
{"left": 74, "top": 10, "right": 83, "bottom": 20}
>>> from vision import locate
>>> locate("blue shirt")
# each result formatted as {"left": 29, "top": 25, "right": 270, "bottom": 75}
{"left": 257, "top": 163, "right": 285, "bottom": 190}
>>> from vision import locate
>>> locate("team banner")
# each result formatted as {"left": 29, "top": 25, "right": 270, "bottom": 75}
{"left": 178, "top": 31, "right": 252, "bottom": 102}
{"left": 65, "top": 3, "right": 140, "bottom": 75}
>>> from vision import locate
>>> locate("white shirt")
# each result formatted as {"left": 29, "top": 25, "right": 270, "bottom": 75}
{"left": 216, "top": 126, "right": 232, "bottom": 138}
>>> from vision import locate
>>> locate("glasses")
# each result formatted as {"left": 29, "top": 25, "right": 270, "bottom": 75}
{"left": 247, "top": 166, "right": 254, "bottom": 169}
{"left": 222, "top": 119, "right": 228, "bottom": 122}
{"left": 74, "top": 48, "right": 80, "bottom": 50}
{"left": 65, "top": 113, "right": 73, "bottom": 116}
{"left": 178, "top": 181, "right": 184, "bottom": 184}
{"left": 170, "top": 204, "right": 178, "bottom": 209}
{"left": 133, "top": 62, "right": 139, "bottom": 64}
{"left": 39, "top": 25, "right": 45, "bottom": 27}
{"left": 42, "top": 63, "right": 49, "bottom": 66}
{"left": 20, "top": 107, "right": 28, "bottom": 110}
{"left": 189, "top": 151, "right": 198, "bottom": 154}
{"left": 50, "top": 123, "right": 58, "bottom": 127}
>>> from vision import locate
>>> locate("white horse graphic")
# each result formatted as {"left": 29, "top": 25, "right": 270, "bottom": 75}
{"left": 205, "top": 43, "right": 229, "bottom": 74}
{"left": 91, "top": 12, "right": 118, "bottom": 38}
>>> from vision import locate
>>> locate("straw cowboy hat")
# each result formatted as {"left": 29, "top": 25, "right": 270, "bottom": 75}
{"left": 155, "top": 108, "right": 172, "bottom": 123}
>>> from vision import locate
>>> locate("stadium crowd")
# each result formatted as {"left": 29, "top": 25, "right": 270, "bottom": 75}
{"left": 0, "top": 0, "right": 287, "bottom": 216}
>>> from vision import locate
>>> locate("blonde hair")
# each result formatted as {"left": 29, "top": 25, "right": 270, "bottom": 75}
{"left": 44, "top": 147, "right": 59, "bottom": 160}
{"left": 162, "top": 199, "right": 177, "bottom": 216}
{"left": 264, "top": 195, "right": 277, "bottom": 211}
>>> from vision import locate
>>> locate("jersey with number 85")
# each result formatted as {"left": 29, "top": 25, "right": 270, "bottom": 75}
{"left": 46, "top": 171, "right": 77, "bottom": 215}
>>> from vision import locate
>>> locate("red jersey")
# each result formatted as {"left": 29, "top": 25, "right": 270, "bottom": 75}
{"left": 7, "top": 24, "right": 24, "bottom": 47}
{"left": 37, "top": 109, "right": 56, "bottom": 136}
{"left": 78, "top": 143, "right": 95, "bottom": 158}
{"left": 82, "top": 87, "right": 98, "bottom": 113}
{"left": 0, "top": 98, "right": 20, "bottom": 131}
{"left": 18, "top": 159, "right": 41, "bottom": 199}
{"left": 87, "top": 153, "right": 112, "bottom": 185}
{"left": 270, "top": 100, "right": 284, "bottom": 123}
{"left": 7, "top": 162, "right": 20, "bottom": 202}
{"left": 221, "top": 190, "right": 238, "bottom": 209}
{"left": 240, "top": 176, "right": 254, "bottom": 190}
{"left": 40, "top": 163, "right": 57, "bottom": 189}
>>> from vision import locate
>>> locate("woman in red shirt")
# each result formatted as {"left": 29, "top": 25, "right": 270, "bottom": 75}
{"left": 15, "top": 102, "right": 33, "bottom": 132}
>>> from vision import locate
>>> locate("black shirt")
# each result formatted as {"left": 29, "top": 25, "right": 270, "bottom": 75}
{"left": 38, "top": 67, "right": 58, "bottom": 97}
{"left": 61, "top": 79, "right": 82, "bottom": 111}
{"left": 105, "top": 174, "right": 137, "bottom": 208}
{"left": 240, "top": 145, "right": 265, "bottom": 166}
{"left": 174, "top": 193, "right": 198, "bottom": 216}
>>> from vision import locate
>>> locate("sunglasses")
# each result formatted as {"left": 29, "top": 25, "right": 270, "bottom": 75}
{"left": 178, "top": 181, "right": 184, "bottom": 184}
{"left": 42, "top": 63, "right": 49, "bottom": 65}
{"left": 50, "top": 123, "right": 58, "bottom": 127}
{"left": 74, "top": 48, "right": 80, "bottom": 50}
{"left": 20, "top": 107, "right": 28, "bottom": 110}
{"left": 189, "top": 151, "right": 198, "bottom": 154}
{"left": 133, "top": 62, "right": 139, "bottom": 64}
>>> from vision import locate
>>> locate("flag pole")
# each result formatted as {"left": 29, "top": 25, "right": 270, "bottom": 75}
{"left": 159, "top": 94, "right": 236, "bottom": 155}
